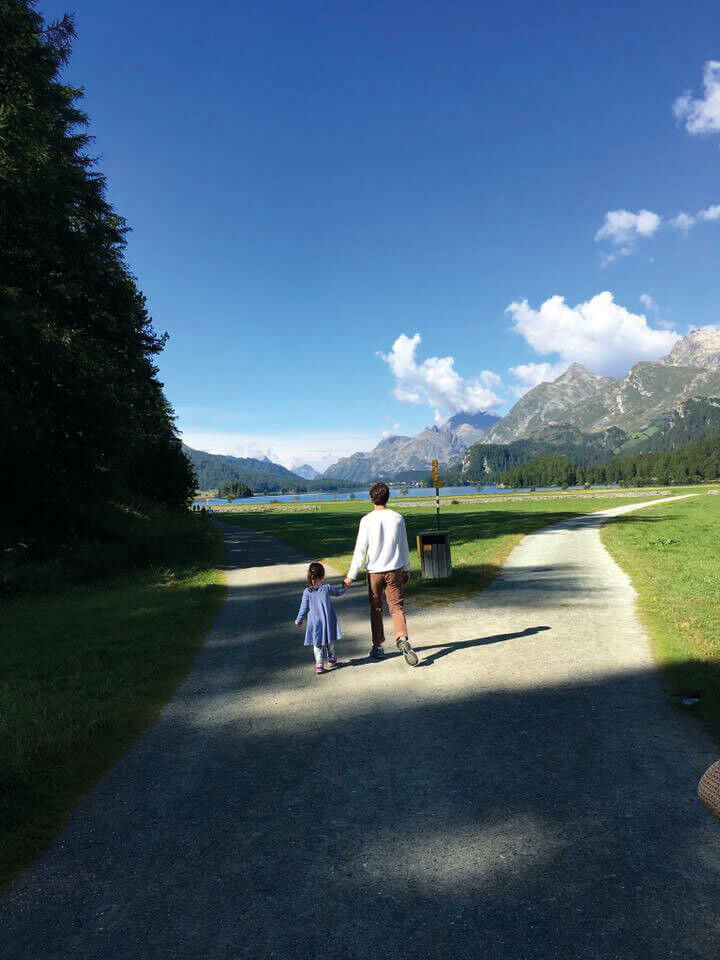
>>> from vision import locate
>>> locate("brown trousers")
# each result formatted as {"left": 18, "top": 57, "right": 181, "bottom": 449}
{"left": 367, "top": 569, "right": 408, "bottom": 646}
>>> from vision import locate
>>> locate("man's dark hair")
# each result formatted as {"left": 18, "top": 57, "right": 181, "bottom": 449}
{"left": 369, "top": 482, "right": 390, "bottom": 505}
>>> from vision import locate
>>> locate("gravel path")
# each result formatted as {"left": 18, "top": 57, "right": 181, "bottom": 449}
{"left": 2, "top": 496, "right": 720, "bottom": 959}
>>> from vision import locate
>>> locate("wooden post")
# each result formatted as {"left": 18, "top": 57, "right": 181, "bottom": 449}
{"left": 431, "top": 459, "right": 440, "bottom": 531}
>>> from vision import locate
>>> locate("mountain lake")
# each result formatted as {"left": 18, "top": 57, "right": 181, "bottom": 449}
{"left": 192, "top": 484, "right": 620, "bottom": 507}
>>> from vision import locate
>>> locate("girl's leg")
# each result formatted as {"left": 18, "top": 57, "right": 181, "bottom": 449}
{"left": 312, "top": 646, "right": 324, "bottom": 672}
{"left": 326, "top": 641, "right": 336, "bottom": 666}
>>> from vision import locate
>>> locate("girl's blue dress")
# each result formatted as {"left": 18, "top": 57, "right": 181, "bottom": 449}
{"left": 295, "top": 583, "right": 344, "bottom": 647}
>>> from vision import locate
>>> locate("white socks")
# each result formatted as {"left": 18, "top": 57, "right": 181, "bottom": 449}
{"left": 312, "top": 643, "right": 335, "bottom": 665}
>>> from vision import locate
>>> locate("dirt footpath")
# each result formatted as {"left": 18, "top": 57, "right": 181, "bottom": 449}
{"left": 2, "top": 496, "right": 719, "bottom": 959}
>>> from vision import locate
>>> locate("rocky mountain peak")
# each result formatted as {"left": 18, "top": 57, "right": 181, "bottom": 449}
{"left": 442, "top": 409, "right": 500, "bottom": 446}
{"left": 293, "top": 463, "right": 320, "bottom": 480}
{"left": 482, "top": 362, "right": 615, "bottom": 444}
{"left": 375, "top": 435, "right": 411, "bottom": 450}
{"left": 556, "top": 362, "right": 587, "bottom": 380}
{"left": 322, "top": 415, "right": 483, "bottom": 482}
{"left": 443, "top": 410, "right": 501, "bottom": 432}
{"left": 661, "top": 328, "right": 720, "bottom": 368}
{"left": 555, "top": 362, "right": 613, "bottom": 385}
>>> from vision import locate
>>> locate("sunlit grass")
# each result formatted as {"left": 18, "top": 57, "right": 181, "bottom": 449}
{"left": 601, "top": 493, "right": 720, "bottom": 741}
{"left": 220, "top": 488, "right": 690, "bottom": 602}
{"left": 0, "top": 518, "right": 225, "bottom": 885}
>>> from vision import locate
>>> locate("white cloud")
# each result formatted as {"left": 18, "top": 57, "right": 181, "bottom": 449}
{"left": 639, "top": 294, "right": 674, "bottom": 329}
{"left": 639, "top": 293, "right": 658, "bottom": 313}
{"left": 595, "top": 209, "right": 661, "bottom": 250}
{"left": 381, "top": 422, "right": 402, "bottom": 438}
{"left": 673, "top": 61, "right": 720, "bottom": 134}
{"left": 670, "top": 211, "right": 696, "bottom": 233}
{"left": 179, "top": 429, "right": 382, "bottom": 472}
{"left": 699, "top": 203, "right": 720, "bottom": 221}
{"left": 393, "top": 386, "right": 423, "bottom": 404}
{"left": 599, "top": 250, "right": 621, "bottom": 267}
{"left": 378, "top": 333, "right": 503, "bottom": 414}
{"left": 505, "top": 291, "right": 681, "bottom": 376}
{"left": 507, "top": 361, "right": 568, "bottom": 397}
{"left": 670, "top": 204, "right": 720, "bottom": 232}
{"left": 597, "top": 201, "right": 720, "bottom": 252}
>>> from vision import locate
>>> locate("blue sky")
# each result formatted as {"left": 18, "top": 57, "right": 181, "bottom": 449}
{"left": 39, "top": 0, "right": 720, "bottom": 469}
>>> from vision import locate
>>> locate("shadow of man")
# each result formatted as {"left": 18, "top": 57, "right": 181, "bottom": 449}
{"left": 413, "top": 625, "right": 551, "bottom": 666}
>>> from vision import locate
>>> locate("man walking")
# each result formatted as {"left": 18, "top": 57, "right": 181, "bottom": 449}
{"left": 344, "top": 482, "right": 418, "bottom": 666}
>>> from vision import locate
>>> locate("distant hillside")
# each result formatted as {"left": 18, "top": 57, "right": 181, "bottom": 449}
{"left": 612, "top": 396, "right": 720, "bottom": 454}
{"left": 442, "top": 426, "right": 628, "bottom": 484}
{"left": 498, "top": 432, "right": 720, "bottom": 488}
{"left": 445, "top": 397, "right": 720, "bottom": 483}
{"left": 183, "top": 446, "right": 353, "bottom": 493}
{"left": 483, "top": 364, "right": 615, "bottom": 444}
{"left": 323, "top": 427, "right": 464, "bottom": 481}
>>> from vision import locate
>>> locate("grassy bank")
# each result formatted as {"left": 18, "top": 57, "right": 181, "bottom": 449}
{"left": 601, "top": 492, "right": 720, "bottom": 741}
{"left": 0, "top": 514, "right": 225, "bottom": 885}
{"left": 219, "top": 488, "right": 684, "bottom": 602}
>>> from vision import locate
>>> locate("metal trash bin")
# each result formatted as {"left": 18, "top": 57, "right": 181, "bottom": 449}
{"left": 417, "top": 531, "right": 451, "bottom": 579}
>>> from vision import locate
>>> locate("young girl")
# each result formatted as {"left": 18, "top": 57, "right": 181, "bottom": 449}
{"left": 295, "top": 561, "right": 347, "bottom": 674}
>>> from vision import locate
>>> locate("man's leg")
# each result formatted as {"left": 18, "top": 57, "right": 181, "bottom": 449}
{"left": 367, "top": 573, "right": 386, "bottom": 650}
{"left": 384, "top": 570, "right": 409, "bottom": 640}
{"left": 385, "top": 571, "right": 418, "bottom": 666}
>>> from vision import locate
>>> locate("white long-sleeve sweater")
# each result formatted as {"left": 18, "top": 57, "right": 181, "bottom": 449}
{"left": 347, "top": 508, "right": 411, "bottom": 580}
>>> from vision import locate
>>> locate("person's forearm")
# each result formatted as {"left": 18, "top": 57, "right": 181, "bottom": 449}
{"left": 347, "top": 534, "right": 367, "bottom": 580}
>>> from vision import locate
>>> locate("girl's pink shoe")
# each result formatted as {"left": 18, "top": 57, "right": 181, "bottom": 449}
{"left": 325, "top": 656, "right": 337, "bottom": 669}
{"left": 315, "top": 663, "right": 324, "bottom": 674}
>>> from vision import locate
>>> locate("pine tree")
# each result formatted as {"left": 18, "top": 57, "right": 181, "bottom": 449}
{"left": 0, "top": 1, "right": 195, "bottom": 536}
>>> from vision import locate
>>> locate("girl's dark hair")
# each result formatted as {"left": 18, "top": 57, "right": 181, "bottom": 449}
{"left": 307, "top": 561, "right": 325, "bottom": 587}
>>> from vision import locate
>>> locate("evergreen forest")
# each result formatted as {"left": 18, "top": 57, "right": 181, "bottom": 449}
{"left": 1, "top": 2, "right": 195, "bottom": 547}
{"left": 497, "top": 434, "right": 720, "bottom": 488}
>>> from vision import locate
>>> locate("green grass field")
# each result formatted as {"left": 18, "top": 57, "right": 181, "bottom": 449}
{"left": 601, "top": 492, "right": 720, "bottom": 740}
{"left": 0, "top": 515, "right": 225, "bottom": 885}
{"left": 218, "top": 488, "right": 684, "bottom": 602}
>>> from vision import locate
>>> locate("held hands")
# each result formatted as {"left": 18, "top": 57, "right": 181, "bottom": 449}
{"left": 296, "top": 620, "right": 304, "bottom": 628}
{"left": 343, "top": 577, "right": 353, "bottom": 588}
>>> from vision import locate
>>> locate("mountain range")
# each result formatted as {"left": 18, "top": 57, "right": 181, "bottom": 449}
{"left": 185, "top": 329, "right": 720, "bottom": 492}
{"left": 322, "top": 411, "right": 500, "bottom": 482}
{"left": 483, "top": 328, "right": 720, "bottom": 444}
{"left": 447, "top": 396, "right": 720, "bottom": 483}
{"left": 182, "top": 446, "right": 353, "bottom": 493}
{"left": 321, "top": 328, "right": 720, "bottom": 481}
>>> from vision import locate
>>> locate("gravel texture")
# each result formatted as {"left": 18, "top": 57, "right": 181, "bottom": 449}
{"left": 2, "top": 495, "right": 719, "bottom": 959}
